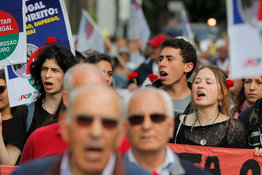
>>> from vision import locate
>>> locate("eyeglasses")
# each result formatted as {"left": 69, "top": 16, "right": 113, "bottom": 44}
{"left": 0, "top": 86, "right": 6, "bottom": 93}
{"left": 128, "top": 114, "right": 167, "bottom": 126}
{"left": 75, "top": 114, "right": 118, "bottom": 129}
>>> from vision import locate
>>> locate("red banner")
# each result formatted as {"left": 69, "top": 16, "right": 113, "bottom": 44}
{"left": 168, "top": 143, "right": 262, "bottom": 175}
{"left": 0, "top": 165, "right": 17, "bottom": 175}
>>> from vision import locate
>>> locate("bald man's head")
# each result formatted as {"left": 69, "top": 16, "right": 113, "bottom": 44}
{"left": 63, "top": 63, "right": 106, "bottom": 107}
{"left": 63, "top": 63, "right": 106, "bottom": 91}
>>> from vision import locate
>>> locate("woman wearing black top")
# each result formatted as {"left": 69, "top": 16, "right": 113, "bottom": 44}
{"left": 173, "top": 65, "right": 247, "bottom": 148}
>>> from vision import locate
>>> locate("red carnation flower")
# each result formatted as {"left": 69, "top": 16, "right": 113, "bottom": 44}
{"left": 46, "top": 37, "right": 57, "bottom": 44}
{"left": 226, "top": 79, "right": 234, "bottom": 88}
{"left": 127, "top": 72, "right": 138, "bottom": 84}
{"left": 128, "top": 72, "right": 137, "bottom": 79}
{"left": 148, "top": 74, "right": 158, "bottom": 82}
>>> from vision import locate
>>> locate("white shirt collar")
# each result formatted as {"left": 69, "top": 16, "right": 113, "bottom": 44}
{"left": 127, "top": 146, "right": 175, "bottom": 175}
{"left": 60, "top": 149, "right": 116, "bottom": 175}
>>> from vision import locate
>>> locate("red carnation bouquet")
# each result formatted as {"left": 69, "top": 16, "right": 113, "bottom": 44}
{"left": 128, "top": 72, "right": 138, "bottom": 85}
{"left": 148, "top": 74, "right": 158, "bottom": 84}
{"left": 226, "top": 78, "right": 234, "bottom": 88}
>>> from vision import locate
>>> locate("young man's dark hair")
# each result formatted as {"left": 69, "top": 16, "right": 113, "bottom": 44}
{"left": 30, "top": 44, "right": 78, "bottom": 100}
{"left": 161, "top": 38, "right": 197, "bottom": 78}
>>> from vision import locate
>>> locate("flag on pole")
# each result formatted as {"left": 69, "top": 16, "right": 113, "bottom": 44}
{"left": 227, "top": 0, "right": 262, "bottom": 79}
{"left": 77, "top": 9, "right": 105, "bottom": 53}
{"left": 181, "top": 9, "right": 194, "bottom": 42}
{"left": 127, "top": 0, "right": 151, "bottom": 51}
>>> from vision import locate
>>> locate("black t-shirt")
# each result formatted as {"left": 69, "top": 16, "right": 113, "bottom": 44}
{"left": 173, "top": 115, "right": 247, "bottom": 148}
{"left": 5, "top": 98, "right": 53, "bottom": 151}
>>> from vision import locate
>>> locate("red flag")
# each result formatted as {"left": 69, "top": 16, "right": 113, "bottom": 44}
{"left": 258, "top": 0, "right": 262, "bottom": 21}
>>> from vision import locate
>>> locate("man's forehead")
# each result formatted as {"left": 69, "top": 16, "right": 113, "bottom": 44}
{"left": 129, "top": 91, "right": 166, "bottom": 111}
{"left": 43, "top": 58, "right": 59, "bottom": 65}
{"left": 161, "top": 47, "right": 181, "bottom": 53}
{"left": 71, "top": 88, "right": 120, "bottom": 114}
{"left": 72, "top": 72, "right": 105, "bottom": 87}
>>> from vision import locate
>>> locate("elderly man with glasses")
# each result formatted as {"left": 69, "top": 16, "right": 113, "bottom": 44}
{"left": 12, "top": 85, "right": 150, "bottom": 175}
{"left": 123, "top": 87, "right": 209, "bottom": 175}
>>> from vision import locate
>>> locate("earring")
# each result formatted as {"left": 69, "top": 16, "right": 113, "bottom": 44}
{"left": 218, "top": 99, "right": 222, "bottom": 106}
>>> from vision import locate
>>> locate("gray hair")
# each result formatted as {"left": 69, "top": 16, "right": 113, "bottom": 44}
{"left": 122, "top": 87, "right": 174, "bottom": 119}
{"left": 63, "top": 63, "right": 106, "bottom": 92}
{"left": 66, "top": 85, "right": 123, "bottom": 127}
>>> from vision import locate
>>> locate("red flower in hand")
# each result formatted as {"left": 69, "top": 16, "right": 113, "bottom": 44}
{"left": 148, "top": 74, "right": 158, "bottom": 82}
{"left": 46, "top": 37, "right": 57, "bottom": 44}
{"left": 128, "top": 72, "right": 138, "bottom": 84}
{"left": 226, "top": 79, "right": 234, "bottom": 88}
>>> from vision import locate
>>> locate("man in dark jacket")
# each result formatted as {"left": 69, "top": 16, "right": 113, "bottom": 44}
{"left": 12, "top": 85, "right": 150, "bottom": 175}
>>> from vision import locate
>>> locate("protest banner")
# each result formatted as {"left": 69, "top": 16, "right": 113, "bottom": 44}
{"left": 6, "top": 0, "right": 74, "bottom": 107}
{"left": 77, "top": 9, "right": 105, "bottom": 53}
{"left": 227, "top": 0, "right": 262, "bottom": 79}
{"left": 168, "top": 143, "right": 262, "bottom": 175}
{"left": 0, "top": 165, "right": 17, "bottom": 175}
{"left": 0, "top": 0, "right": 27, "bottom": 65}
{"left": 127, "top": 0, "right": 151, "bottom": 51}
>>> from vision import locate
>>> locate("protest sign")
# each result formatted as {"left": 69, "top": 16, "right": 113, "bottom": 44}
{"left": 0, "top": 0, "right": 27, "bottom": 65}
{"left": 169, "top": 143, "right": 262, "bottom": 175}
{"left": 227, "top": 0, "right": 262, "bottom": 79}
{"left": 6, "top": 0, "right": 74, "bottom": 107}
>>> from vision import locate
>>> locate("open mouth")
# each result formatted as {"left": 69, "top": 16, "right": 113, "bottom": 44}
{"left": 44, "top": 82, "right": 53, "bottom": 86}
{"left": 160, "top": 71, "right": 168, "bottom": 79}
{"left": 44, "top": 82, "right": 54, "bottom": 90}
{"left": 84, "top": 147, "right": 104, "bottom": 161}
{"left": 197, "top": 92, "right": 206, "bottom": 97}
{"left": 85, "top": 147, "right": 103, "bottom": 152}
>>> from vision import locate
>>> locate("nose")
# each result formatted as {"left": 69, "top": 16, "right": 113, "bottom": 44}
{"left": 158, "top": 58, "right": 166, "bottom": 68}
{"left": 197, "top": 81, "right": 205, "bottom": 89}
{"left": 90, "top": 119, "right": 103, "bottom": 138}
{"left": 104, "top": 72, "right": 109, "bottom": 84}
{"left": 250, "top": 81, "right": 256, "bottom": 91}
{"left": 45, "top": 69, "right": 52, "bottom": 78}
{"left": 141, "top": 115, "right": 152, "bottom": 130}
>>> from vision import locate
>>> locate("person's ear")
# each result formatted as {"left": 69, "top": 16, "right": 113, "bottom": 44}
{"left": 59, "top": 112, "right": 70, "bottom": 143}
{"left": 169, "top": 117, "right": 174, "bottom": 138}
{"left": 62, "top": 90, "right": 68, "bottom": 107}
{"left": 115, "top": 120, "right": 128, "bottom": 153}
{"left": 184, "top": 62, "right": 194, "bottom": 74}
{"left": 218, "top": 87, "right": 228, "bottom": 100}
{"left": 123, "top": 119, "right": 131, "bottom": 140}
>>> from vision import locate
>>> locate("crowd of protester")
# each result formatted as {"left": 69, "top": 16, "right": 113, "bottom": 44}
{"left": 0, "top": 32, "right": 261, "bottom": 174}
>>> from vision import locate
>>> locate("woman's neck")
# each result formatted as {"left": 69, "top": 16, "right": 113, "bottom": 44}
{"left": 43, "top": 92, "right": 62, "bottom": 114}
{"left": 197, "top": 106, "right": 220, "bottom": 125}
{"left": 1, "top": 106, "right": 12, "bottom": 120}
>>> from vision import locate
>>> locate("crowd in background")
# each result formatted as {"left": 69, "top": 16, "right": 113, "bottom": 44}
{"left": 0, "top": 33, "right": 261, "bottom": 175}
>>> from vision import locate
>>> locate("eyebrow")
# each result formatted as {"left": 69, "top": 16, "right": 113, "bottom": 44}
{"left": 195, "top": 77, "right": 214, "bottom": 81}
{"left": 42, "top": 64, "right": 62, "bottom": 70}
{"left": 159, "top": 54, "right": 175, "bottom": 58}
